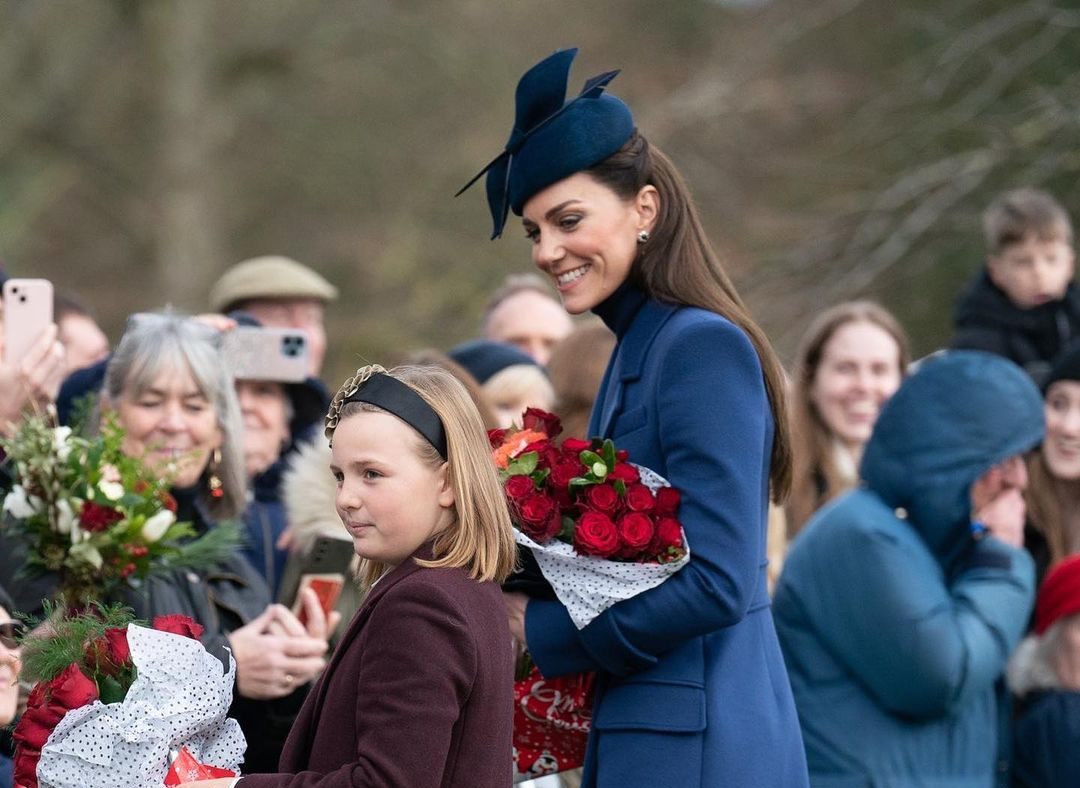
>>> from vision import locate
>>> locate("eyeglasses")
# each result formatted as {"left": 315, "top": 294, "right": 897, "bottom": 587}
{"left": 0, "top": 621, "right": 27, "bottom": 649}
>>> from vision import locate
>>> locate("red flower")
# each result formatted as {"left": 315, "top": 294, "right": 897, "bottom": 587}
{"left": 49, "top": 662, "right": 100, "bottom": 710}
{"left": 652, "top": 517, "right": 684, "bottom": 553}
{"left": 153, "top": 614, "right": 204, "bottom": 640}
{"left": 521, "top": 408, "right": 562, "bottom": 439}
{"left": 654, "top": 487, "right": 681, "bottom": 517}
{"left": 574, "top": 512, "right": 620, "bottom": 558}
{"left": 13, "top": 664, "right": 98, "bottom": 788}
{"left": 79, "top": 500, "right": 123, "bottom": 532}
{"left": 85, "top": 627, "right": 131, "bottom": 677}
{"left": 583, "top": 483, "right": 620, "bottom": 514}
{"left": 488, "top": 428, "right": 509, "bottom": 449}
{"left": 561, "top": 437, "right": 592, "bottom": 455}
{"left": 518, "top": 494, "right": 557, "bottom": 527}
{"left": 624, "top": 483, "right": 656, "bottom": 513}
{"left": 617, "top": 513, "right": 656, "bottom": 555}
{"left": 609, "top": 464, "right": 640, "bottom": 484}
{"left": 550, "top": 458, "right": 582, "bottom": 486}
{"left": 616, "top": 449, "right": 629, "bottom": 462}
{"left": 158, "top": 490, "right": 178, "bottom": 513}
{"left": 504, "top": 475, "right": 536, "bottom": 503}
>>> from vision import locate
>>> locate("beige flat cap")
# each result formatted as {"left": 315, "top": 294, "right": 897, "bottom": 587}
{"left": 209, "top": 255, "right": 339, "bottom": 312}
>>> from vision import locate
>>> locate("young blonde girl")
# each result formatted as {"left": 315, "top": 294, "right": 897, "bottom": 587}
{"left": 184, "top": 364, "right": 516, "bottom": 788}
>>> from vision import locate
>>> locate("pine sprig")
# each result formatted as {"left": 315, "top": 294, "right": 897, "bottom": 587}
{"left": 19, "top": 601, "right": 141, "bottom": 684}
{"left": 164, "top": 520, "right": 245, "bottom": 571}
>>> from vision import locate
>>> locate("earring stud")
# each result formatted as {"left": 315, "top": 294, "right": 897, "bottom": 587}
{"left": 637, "top": 230, "right": 650, "bottom": 244}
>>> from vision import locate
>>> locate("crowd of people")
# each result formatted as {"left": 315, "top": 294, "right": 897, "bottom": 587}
{"left": 1, "top": 47, "right": 1080, "bottom": 788}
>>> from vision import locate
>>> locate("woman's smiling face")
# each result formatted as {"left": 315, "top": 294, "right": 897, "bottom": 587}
{"left": 522, "top": 172, "right": 656, "bottom": 315}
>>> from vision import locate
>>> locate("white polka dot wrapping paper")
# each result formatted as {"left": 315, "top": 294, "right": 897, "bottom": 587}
{"left": 35, "top": 624, "right": 246, "bottom": 788}
{"left": 515, "top": 464, "right": 691, "bottom": 630}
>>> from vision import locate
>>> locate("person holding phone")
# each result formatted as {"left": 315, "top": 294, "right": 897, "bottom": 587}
{"left": 0, "top": 278, "right": 66, "bottom": 439}
{"left": 459, "top": 49, "right": 807, "bottom": 786}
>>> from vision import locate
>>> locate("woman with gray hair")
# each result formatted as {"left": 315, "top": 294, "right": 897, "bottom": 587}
{"left": 102, "top": 312, "right": 337, "bottom": 773}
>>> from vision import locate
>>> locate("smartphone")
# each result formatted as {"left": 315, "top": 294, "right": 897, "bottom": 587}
{"left": 220, "top": 325, "right": 308, "bottom": 383}
{"left": 277, "top": 534, "right": 355, "bottom": 606}
{"left": 3, "top": 279, "right": 54, "bottom": 367}
{"left": 293, "top": 573, "right": 345, "bottom": 627}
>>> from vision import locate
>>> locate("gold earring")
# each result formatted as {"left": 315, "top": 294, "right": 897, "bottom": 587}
{"left": 208, "top": 448, "right": 224, "bottom": 499}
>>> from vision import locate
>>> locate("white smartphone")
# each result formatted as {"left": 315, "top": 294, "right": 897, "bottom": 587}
{"left": 3, "top": 279, "right": 54, "bottom": 367}
{"left": 220, "top": 325, "right": 309, "bottom": 383}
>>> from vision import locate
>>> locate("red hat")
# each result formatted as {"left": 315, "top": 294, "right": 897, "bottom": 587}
{"left": 1034, "top": 554, "right": 1080, "bottom": 635}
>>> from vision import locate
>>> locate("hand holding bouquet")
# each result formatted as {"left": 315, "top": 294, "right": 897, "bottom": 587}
{"left": 491, "top": 409, "right": 690, "bottom": 781}
{"left": 12, "top": 604, "right": 244, "bottom": 788}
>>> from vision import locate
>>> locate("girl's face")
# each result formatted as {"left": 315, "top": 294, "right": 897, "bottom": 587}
{"left": 236, "top": 380, "right": 291, "bottom": 477}
{"left": 809, "top": 320, "right": 903, "bottom": 452}
{"left": 1043, "top": 380, "right": 1080, "bottom": 480}
{"left": 522, "top": 172, "right": 657, "bottom": 315}
{"left": 116, "top": 364, "right": 223, "bottom": 488}
{"left": 330, "top": 410, "right": 455, "bottom": 567}
{"left": 0, "top": 606, "right": 21, "bottom": 726}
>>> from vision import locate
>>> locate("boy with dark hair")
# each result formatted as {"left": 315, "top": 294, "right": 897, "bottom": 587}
{"left": 951, "top": 188, "right": 1080, "bottom": 384}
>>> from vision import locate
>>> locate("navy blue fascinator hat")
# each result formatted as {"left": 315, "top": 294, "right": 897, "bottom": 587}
{"left": 456, "top": 48, "right": 635, "bottom": 239}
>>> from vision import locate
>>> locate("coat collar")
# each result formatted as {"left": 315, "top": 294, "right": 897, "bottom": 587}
{"left": 592, "top": 284, "right": 679, "bottom": 437}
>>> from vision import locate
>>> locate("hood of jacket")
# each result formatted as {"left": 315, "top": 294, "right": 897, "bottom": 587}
{"left": 860, "top": 351, "right": 1044, "bottom": 567}
{"left": 954, "top": 269, "right": 1080, "bottom": 333}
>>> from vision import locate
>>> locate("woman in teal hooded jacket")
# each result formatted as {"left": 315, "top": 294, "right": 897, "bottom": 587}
{"left": 774, "top": 351, "right": 1044, "bottom": 787}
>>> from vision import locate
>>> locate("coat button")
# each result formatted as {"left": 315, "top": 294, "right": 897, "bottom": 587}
{"left": 894, "top": 507, "right": 908, "bottom": 519}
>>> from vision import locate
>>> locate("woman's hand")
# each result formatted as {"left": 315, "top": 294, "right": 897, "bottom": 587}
{"left": 0, "top": 324, "right": 66, "bottom": 433}
{"left": 503, "top": 591, "right": 529, "bottom": 646}
{"left": 266, "top": 588, "right": 342, "bottom": 641}
{"left": 227, "top": 604, "right": 331, "bottom": 700}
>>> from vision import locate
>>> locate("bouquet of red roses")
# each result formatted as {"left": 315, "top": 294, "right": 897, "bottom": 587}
{"left": 491, "top": 409, "right": 690, "bottom": 781}
{"left": 12, "top": 604, "right": 244, "bottom": 788}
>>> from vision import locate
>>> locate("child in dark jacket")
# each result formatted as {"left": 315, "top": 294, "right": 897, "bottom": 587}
{"left": 951, "top": 188, "right": 1080, "bottom": 385}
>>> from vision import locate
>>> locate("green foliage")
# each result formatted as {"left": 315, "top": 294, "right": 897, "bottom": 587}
{"left": 19, "top": 601, "right": 140, "bottom": 685}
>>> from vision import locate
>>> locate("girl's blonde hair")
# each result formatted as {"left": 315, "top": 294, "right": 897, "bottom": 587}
{"left": 327, "top": 364, "right": 516, "bottom": 588}
{"left": 483, "top": 364, "right": 555, "bottom": 415}
{"left": 786, "top": 301, "right": 910, "bottom": 536}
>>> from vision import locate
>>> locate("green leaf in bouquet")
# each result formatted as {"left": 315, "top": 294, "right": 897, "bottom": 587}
{"left": 19, "top": 601, "right": 139, "bottom": 684}
{"left": 568, "top": 476, "right": 594, "bottom": 489}
{"left": 614, "top": 479, "right": 627, "bottom": 496}
{"left": 97, "top": 673, "right": 128, "bottom": 705}
{"left": 532, "top": 468, "right": 550, "bottom": 486}
{"left": 506, "top": 451, "right": 539, "bottom": 476}
{"left": 601, "top": 439, "right": 617, "bottom": 469}
{"left": 558, "top": 515, "right": 576, "bottom": 541}
{"left": 164, "top": 520, "right": 245, "bottom": 571}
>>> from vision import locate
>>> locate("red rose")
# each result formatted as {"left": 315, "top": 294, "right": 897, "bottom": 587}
{"left": 153, "top": 614, "right": 204, "bottom": 640}
{"left": 617, "top": 513, "right": 656, "bottom": 555}
{"left": 573, "top": 512, "right": 620, "bottom": 558}
{"left": 521, "top": 408, "right": 562, "bottom": 439}
{"left": 652, "top": 517, "right": 684, "bottom": 553}
{"left": 505, "top": 475, "right": 536, "bottom": 503}
{"left": 518, "top": 493, "right": 557, "bottom": 527}
{"left": 616, "top": 449, "right": 629, "bottom": 462}
{"left": 79, "top": 500, "right": 123, "bottom": 532}
{"left": 609, "top": 463, "right": 640, "bottom": 484}
{"left": 549, "top": 458, "right": 583, "bottom": 489}
{"left": 654, "top": 486, "right": 681, "bottom": 517}
{"left": 624, "top": 483, "right": 655, "bottom": 513}
{"left": 48, "top": 662, "right": 100, "bottom": 710}
{"left": 584, "top": 484, "right": 619, "bottom": 514}
{"left": 561, "top": 437, "right": 592, "bottom": 455}
{"left": 85, "top": 626, "right": 131, "bottom": 677}
{"left": 488, "top": 428, "right": 509, "bottom": 449}
{"left": 13, "top": 742, "right": 42, "bottom": 788}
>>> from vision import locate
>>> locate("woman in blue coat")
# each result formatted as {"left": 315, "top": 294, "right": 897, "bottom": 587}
{"left": 460, "top": 48, "right": 808, "bottom": 787}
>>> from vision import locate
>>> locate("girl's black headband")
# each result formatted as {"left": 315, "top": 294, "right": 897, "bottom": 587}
{"left": 328, "top": 371, "right": 448, "bottom": 460}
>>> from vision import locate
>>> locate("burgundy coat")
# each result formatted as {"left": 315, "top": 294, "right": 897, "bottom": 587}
{"left": 240, "top": 548, "right": 513, "bottom": 788}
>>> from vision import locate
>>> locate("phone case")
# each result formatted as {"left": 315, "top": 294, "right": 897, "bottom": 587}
{"left": 293, "top": 574, "right": 346, "bottom": 627}
{"left": 220, "top": 325, "right": 309, "bottom": 382}
{"left": 3, "top": 279, "right": 54, "bottom": 367}
{"left": 276, "top": 534, "right": 355, "bottom": 606}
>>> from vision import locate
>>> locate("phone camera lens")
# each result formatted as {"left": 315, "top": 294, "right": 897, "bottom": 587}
{"left": 18, "top": 295, "right": 26, "bottom": 303}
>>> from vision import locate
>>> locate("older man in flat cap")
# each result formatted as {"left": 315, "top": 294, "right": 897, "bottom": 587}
{"left": 210, "top": 256, "right": 338, "bottom": 377}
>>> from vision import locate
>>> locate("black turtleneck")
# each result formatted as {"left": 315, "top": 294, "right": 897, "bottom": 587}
{"left": 592, "top": 280, "right": 649, "bottom": 339}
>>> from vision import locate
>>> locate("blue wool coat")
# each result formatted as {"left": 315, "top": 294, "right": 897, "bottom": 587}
{"left": 525, "top": 284, "right": 808, "bottom": 787}
{"left": 773, "top": 351, "right": 1043, "bottom": 787}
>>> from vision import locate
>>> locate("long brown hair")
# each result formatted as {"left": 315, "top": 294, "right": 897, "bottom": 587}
{"left": 786, "top": 301, "right": 910, "bottom": 535}
{"left": 587, "top": 132, "right": 792, "bottom": 500}
{"left": 1026, "top": 450, "right": 1076, "bottom": 567}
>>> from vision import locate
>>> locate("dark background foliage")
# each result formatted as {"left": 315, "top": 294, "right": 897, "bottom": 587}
{"left": 2, "top": 0, "right": 1078, "bottom": 382}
